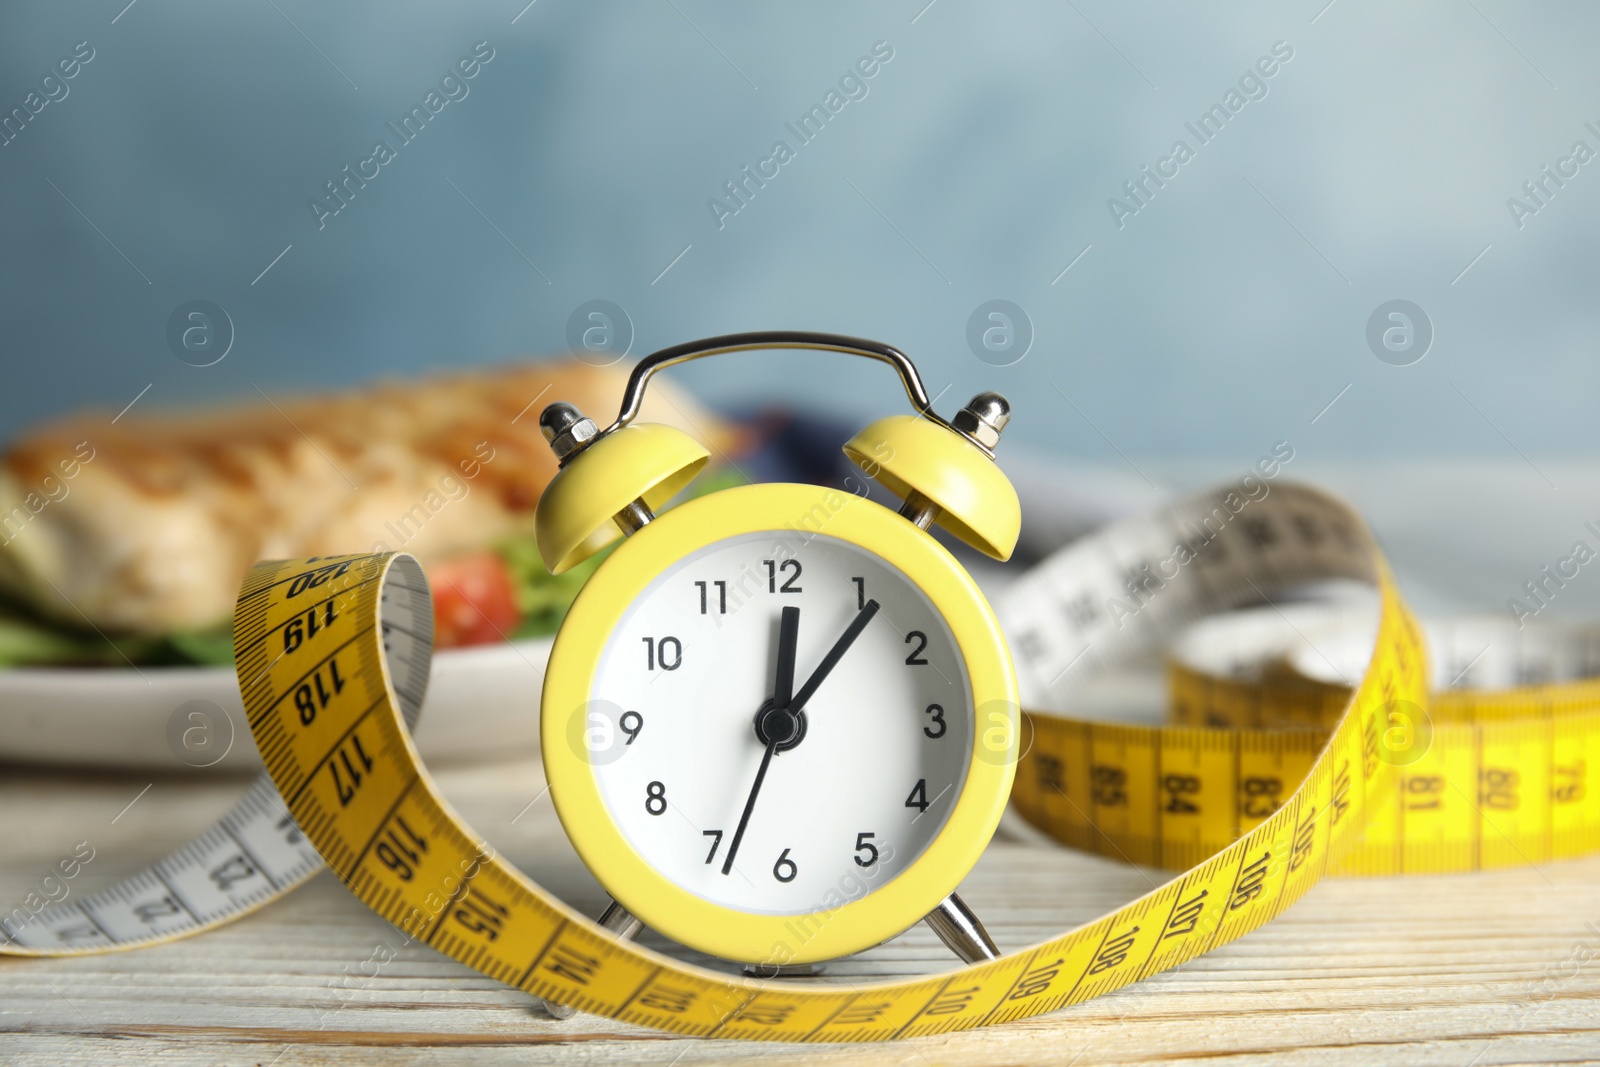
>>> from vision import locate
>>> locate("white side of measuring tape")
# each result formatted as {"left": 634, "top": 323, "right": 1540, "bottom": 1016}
{"left": 0, "top": 556, "right": 433, "bottom": 955}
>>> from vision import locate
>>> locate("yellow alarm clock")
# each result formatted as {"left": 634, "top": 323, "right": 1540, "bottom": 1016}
{"left": 533, "top": 332, "right": 1021, "bottom": 1003}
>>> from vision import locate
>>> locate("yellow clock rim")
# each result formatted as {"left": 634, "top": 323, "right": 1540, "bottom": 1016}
{"left": 540, "top": 482, "right": 1020, "bottom": 965}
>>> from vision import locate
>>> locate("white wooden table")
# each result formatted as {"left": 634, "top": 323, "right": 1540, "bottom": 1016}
{"left": 4, "top": 754, "right": 1599, "bottom": 1066}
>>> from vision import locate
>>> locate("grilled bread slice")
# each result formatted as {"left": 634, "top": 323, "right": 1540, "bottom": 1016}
{"left": 0, "top": 361, "right": 735, "bottom": 635}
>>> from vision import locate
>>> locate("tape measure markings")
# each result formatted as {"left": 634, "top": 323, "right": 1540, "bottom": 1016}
{"left": 0, "top": 774, "right": 324, "bottom": 954}
{"left": 0, "top": 555, "right": 433, "bottom": 957}
{"left": 5, "top": 484, "right": 1598, "bottom": 1044}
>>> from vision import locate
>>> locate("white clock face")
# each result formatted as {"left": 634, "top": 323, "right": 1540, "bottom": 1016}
{"left": 586, "top": 530, "right": 972, "bottom": 918}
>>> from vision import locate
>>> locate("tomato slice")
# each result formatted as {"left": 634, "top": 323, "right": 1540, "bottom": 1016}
{"left": 428, "top": 552, "right": 520, "bottom": 648}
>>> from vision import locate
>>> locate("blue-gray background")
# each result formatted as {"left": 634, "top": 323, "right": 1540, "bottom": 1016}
{"left": 1, "top": 0, "right": 1595, "bottom": 467}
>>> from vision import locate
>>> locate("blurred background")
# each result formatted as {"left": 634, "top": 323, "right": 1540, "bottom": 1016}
{"left": 6, "top": 13, "right": 1600, "bottom": 1055}
{"left": 2, "top": 0, "right": 1598, "bottom": 615}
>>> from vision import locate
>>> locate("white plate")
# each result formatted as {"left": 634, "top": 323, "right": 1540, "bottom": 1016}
{"left": 0, "top": 638, "right": 551, "bottom": 772}
{"left": 0, "top": 455, "right": 1163, "bottom": 772}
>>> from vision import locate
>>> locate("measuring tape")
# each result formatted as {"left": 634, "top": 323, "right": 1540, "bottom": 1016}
{"left": 5, "top": 482, "right": 1598, "bottom": 1043}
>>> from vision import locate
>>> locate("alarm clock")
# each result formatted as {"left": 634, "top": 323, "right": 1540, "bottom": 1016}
{"left": 533, "top": 332, "right": 1020, "bottom": 1011}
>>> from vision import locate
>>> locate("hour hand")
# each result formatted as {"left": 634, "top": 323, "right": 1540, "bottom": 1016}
{"left": 773, "top": 605, "right": 799, "bottom": 708}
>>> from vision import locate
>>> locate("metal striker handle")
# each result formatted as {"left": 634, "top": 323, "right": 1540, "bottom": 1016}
{"left": 601, "top": 331, "right": 952, "bottom": 437}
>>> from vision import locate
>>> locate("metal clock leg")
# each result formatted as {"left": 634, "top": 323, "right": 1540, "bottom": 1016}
{"left": 743, "top": 961, "right": 826, "bottom": 978}
{"left": 923, "top": 892, "right": 1000, "bottom": 963}
{"left": 541, "top": 899, "right": 643, "bottom": 1020}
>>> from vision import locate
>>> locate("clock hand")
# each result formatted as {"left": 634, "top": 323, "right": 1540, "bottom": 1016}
{"left": 787, "top": 598, "right": 879, "bottom": 712}
{"left": 720, "top": 601, "right": 879, "bottom": 877}
{"left": 720, "top": 738, "right": 778, "bottom": 876}
{"left": 773, "top": 605, "right": 799, "bottom": 709}
{"left": 721, "top": 606, "right": 800, "bottom": 877}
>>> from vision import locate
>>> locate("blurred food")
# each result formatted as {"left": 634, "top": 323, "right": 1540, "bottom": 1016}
{"left": 429, "top": 551, "right": 524, "bottom": 649}
{"left": 0, "top": 361, "right": 738, "bottom": 666}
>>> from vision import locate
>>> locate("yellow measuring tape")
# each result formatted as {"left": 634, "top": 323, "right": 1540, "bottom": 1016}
{"left": 4, "top": 482, "right": 1597, "bottom": 1043}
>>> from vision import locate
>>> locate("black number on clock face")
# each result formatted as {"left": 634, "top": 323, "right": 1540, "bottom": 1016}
{"left": 905, "top": 631, "right": 929, "bottom": 665}
{"left": 643, "top": 636, "right": 682, "bottom": 671}
{"left": 853, "top": 832, "right": 879, "bottom": 867}
{"left": 695, "top": 580, "right": 727, "bottom": 614}
{"left": 906, "top": 779, "right": 929, "bottom": 813}
{"left": 763, "top": 558, "right": 803, "bottom": 593}
{"left": 772, "top": 848, "right": 798, "bottom": 882}
{"left": 923, "top": 703, "right": 947, "bottom": 739}
{"left": 620, "top": 710, "right": 643, "bottom": 744}
{"left": 646, "top": 780, "right": 667, "bottom": 815}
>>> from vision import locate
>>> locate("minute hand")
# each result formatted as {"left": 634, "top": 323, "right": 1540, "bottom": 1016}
{"left": 718, "top": 599, "right": 880, "bottom": 878}
{"left": 788, "top": 598, "right": 879, "bottom": 712}
{"left": 718, "top": 606, "right": 799, "bottom": 878}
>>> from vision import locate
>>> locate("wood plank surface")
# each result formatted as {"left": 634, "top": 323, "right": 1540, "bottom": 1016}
{"left": 3, "top": 756, "right": 1599, "bottom": 1066}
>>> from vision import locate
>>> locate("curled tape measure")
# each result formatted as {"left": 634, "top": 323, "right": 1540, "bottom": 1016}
{"left": 7, "top": 481, "right": 1598, "bottom": 1041}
